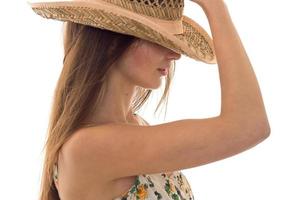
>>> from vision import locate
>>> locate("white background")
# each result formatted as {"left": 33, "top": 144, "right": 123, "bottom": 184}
{"left": 0, "top": 0, "right": 299, "bottom": 199}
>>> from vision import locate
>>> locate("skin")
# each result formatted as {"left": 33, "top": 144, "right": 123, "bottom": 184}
{"left": 84, "top": 39, "right": 181, "bottom": 125}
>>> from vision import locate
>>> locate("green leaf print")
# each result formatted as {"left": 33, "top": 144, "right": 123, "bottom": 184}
{"left": 129, "top": 177, "right": 140, "bottom": 194}
{"left": 171, "top": 193, "right": 180, "bottom": 200}
{"left": 165, "top": 180, "right": 171, "bottom": 194}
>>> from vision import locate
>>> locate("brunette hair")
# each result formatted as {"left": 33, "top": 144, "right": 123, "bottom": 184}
{"left": 38, "top": 21, "right": 176, "bottom": 200}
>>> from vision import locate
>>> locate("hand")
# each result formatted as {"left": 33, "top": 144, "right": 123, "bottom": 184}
{"left": 189, "top": 0, "right": 226, "bottom": 14}
{"left": 189, "top": 0, "right": 207, "bottom": 8}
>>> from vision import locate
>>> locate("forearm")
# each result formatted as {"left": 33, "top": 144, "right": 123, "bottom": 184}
{"left": 204, "top": 1, "right": 270, "bottom": 131}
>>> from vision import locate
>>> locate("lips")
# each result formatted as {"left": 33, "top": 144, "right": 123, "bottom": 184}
{"left": 157, "top": 66, "right": 170, "bottom": 70}
{"left": 157, "top": 68, "right": 168, "bottom": 72}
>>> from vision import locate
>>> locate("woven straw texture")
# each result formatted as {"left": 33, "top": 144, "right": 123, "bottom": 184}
{"left": 30, "top": 0, "right": 216, "bottom": 63}
{"left": 102, "top": 0, "right": 184, "bottom": 20}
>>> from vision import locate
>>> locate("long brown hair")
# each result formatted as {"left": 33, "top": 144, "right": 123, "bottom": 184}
{"left": 38, "top": 21, "right": 176, "bottom": 200}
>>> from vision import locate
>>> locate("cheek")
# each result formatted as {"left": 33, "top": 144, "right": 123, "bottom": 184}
{"left": 118, "top": 54, "right": 148, "bottom": 81}
{"left": 129, "top": 49, "right": 153, "bottom": 72}
{"left": 118, "top": 42, "right": 162, "bottom": 82}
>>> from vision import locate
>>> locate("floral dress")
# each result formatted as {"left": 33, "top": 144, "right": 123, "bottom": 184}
{"left": 113, "top": 171, "right": 194, "bottom": 200}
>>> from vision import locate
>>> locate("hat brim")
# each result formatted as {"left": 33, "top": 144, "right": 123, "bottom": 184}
{"left": 28, "top": 0, "right": 217, "bottom": 64}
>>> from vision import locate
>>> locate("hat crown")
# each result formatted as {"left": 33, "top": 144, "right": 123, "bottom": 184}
{"left": 101, "top": 0, "right": 184, "bottom": 20}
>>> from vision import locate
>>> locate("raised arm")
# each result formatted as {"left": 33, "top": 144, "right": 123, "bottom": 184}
{"left": 192, "top": 0, "right": 271, "bottom": 132}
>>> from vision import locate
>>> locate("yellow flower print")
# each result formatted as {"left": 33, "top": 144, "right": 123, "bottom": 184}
{"left": 136, "top": 184, "right": 148, "bottom": 200}
{"left": 170, "top": 182, "right": 176, "bottom": 193}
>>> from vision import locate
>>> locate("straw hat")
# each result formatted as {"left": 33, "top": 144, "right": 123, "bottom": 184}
{"left": 28, "top": 0, "right": 217, "bottom": 64}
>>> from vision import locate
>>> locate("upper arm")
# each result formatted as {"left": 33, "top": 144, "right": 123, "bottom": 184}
{"left": 67, "top": 115, "right": 269, "bottom": 181}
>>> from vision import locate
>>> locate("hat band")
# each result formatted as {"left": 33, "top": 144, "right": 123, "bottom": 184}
{"left": 143, "top": 16, "right": 183, "bottom": 34}
{"left": 29, "top": 1, "right": 184, "bottom": 34}
{"left": 84, "top": 0, "right": 184, "bottom": 33}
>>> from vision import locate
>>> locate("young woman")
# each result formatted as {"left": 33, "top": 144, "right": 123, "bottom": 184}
{"left": 28, "top": 0, "right": 271, "bottom": 199}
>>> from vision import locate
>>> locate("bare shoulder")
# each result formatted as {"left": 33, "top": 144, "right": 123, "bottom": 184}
{"left": 63, "top": 115, "right": 269, "bottom": 183}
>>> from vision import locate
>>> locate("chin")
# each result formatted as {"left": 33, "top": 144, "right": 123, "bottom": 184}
{"left": 138, "top": 81, "right": 161, "bottom": 90}
{"left": 136, "top": 75, "right": 164, "bottom": 90}
{"left": 151, "top": 79, "right": 164, "bottom": 90}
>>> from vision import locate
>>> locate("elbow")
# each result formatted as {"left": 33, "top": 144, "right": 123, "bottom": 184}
{"left": 242, "top": 115, "right": 271, "bottom": 140}
{"left": 254, "top": 120, "right": 271, "bottom": 140}
{"left": 262, "top": 123, "right": 271, "bottom": 138}
{"left": 254, "top": 125, "right": 271, "bottom": 145}
{"left": 260, "top": 115, "right": 271, "bottom": 137}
